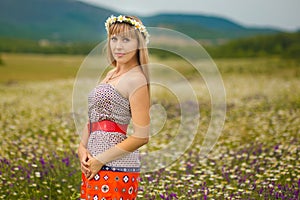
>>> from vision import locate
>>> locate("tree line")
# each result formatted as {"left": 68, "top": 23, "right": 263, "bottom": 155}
{"left": 206, "top": 31, "right": 300, "bottom": 59}
{"left": 0, "top": 32, "right": 299, "bottom": 59}
{"left": 0, "top": 38, "right": 97, "bottom": 55}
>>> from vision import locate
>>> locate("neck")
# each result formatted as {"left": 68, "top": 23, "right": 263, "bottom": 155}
{"left": 115, "top": 60, "right": 139, "bottom": 74}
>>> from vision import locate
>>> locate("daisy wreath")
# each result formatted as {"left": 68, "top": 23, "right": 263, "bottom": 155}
{"left": 105, "top": 15, "right": 150, "bottom": 44}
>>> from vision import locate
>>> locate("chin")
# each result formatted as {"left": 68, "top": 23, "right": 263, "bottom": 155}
{"left": 115, "top": 57, "right": 129, "bottom": 62}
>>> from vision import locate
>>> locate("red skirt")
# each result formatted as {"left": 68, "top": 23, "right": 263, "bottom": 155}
{"left": 81, "top": 170, "right": 140, "bottom": 200}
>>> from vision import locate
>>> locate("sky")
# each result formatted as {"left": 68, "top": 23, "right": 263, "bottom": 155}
{"left": 79, "top": 0, "right": 300, "bottom": 31}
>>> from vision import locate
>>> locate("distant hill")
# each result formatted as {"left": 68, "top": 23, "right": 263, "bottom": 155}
{"left": 0, "top": 0, "right": 113, "bottom": 41}
{"left": 0, "top": 0, "right": 281, "bottom": 42}
{"left": 142, "top": 14, "right": 279, "bottom": 40}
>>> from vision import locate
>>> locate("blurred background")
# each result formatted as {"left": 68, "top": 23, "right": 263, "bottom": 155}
{"left": 0, "top": 0, "right": 299, "bottom": 81}
{"left": 0, "top": 0, "right": 299, "bottom": 199}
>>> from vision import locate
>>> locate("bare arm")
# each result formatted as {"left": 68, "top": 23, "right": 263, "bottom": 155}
{"left": 78, "top": 122, "right": 92, "bottom": 175}
{"left": 79, "top": 122, "right": 90, "bottom": 147}
{"left": 118, "top": 84, "right": 150, "bottom": 151}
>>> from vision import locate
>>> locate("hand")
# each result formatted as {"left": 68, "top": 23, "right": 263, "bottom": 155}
{"left": 86, "top": 157, "right": 104, "bottom": 181}
{"left": 78, "top": 142, "right": 92, "bottom": 176}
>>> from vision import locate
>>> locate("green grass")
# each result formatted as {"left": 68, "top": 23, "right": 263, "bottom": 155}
{"left": 0, "top": 53, "right": 299, "bottom": 199}
{"left": 1, "top": 53, "right": 299, "bottom": 83}
{"left": 0, "top": 53, "right": 84, "bottom": 83}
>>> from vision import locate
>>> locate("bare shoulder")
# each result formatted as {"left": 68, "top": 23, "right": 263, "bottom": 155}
{"left": 127, "top": 67, "right": 147, "bottom": 86}
{"left": 116, "top": 67, "right": 148, "bottom": 98}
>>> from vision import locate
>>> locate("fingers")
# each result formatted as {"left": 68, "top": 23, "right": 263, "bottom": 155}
{"left": 81, "top": 156, "right": 104, "bottom": 181}
{"left": 81, "top": 160, "right": 90, "bottom": 177}
{"left": 78, "top": 147, "right": 96, "bottom": 179}
{"left": 81, "top": 162, "right": 89, "bottom": 171}
{"left": 86, "top": 162, "right": 96, "bottom": 180}
{"left": 87, "top": 171, "right": 97, "bottom": 181}
{"left": 81, "top": 163, "right": 91, "bottom": 178}
{"left": 80, "top": 153, "right": 92, "bottom": 177}
{"left": 86, "top": 159, "right": 102, "bottom": 181}
{"left": 87, "top": 153, "right": 93, "bottom": 160}
{"left": 81, "top": 158, "right": 89, "bottom": 166}
{"left": 81, "top": 151, "right": 92, "bottom": 166}
{"left": 81, "top": 163, "right": 90, "bottom": 173}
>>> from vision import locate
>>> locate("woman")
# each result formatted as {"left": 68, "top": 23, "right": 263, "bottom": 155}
{"left": 77, "top": 15, "right": 150, "bottom": 200}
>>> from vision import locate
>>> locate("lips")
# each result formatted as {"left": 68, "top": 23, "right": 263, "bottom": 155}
{"left": 114, "top": 52, "right": 125, "bottom": 57}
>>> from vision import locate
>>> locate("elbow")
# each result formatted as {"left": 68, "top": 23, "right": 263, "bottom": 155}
{"left": 144, "top": 137, "right": 149, "bottom": 144}
{"left": 130, "top": 135, "right": 149, "bottom": 147}
{"left": 140, "top": 137, "right": 149, "bottom": 146}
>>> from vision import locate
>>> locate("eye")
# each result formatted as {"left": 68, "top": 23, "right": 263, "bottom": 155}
{"left": 111, "top": 36, "right": 117, "bottom": 42}
{"left": 122, "top": 37, "right": 130, "bottom": 43}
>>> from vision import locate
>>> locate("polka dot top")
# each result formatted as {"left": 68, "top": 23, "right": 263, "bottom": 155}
{"left": 87, "top": 83, "right": 140, "bottom": 171}
{"left": 88, "top": 83, "right": 131, "bottom": 125}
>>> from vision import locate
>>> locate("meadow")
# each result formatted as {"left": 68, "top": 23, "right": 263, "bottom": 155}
{"left": 0, "top": 53, "right": 299, "bottom": 199}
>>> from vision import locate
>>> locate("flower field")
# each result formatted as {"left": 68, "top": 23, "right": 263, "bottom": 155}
{"left": 0, "top": 54, "right": 299, "bottom": 199}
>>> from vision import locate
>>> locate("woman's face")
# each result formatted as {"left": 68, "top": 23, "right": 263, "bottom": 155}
{"left": 110, "top": 33, "right": 139, "bottom": 65}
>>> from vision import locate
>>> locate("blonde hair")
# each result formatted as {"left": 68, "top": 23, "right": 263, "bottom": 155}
{"left": 106, "top": 16, "right": 150, "bottom": 87}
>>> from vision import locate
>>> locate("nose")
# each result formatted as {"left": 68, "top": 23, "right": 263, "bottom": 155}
{"left": 115, "top": 40, "right": 123, "bottom": 49}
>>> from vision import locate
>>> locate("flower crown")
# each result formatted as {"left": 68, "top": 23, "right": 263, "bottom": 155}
{"left": 105, "top": 15, "right": 150, "bottom": 44}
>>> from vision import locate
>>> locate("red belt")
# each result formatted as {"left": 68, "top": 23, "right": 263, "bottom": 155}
{"left": 88, "top": 120, "right": 128, "bottom": 135}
